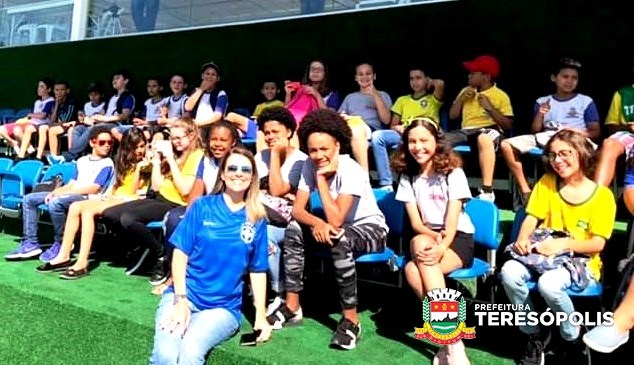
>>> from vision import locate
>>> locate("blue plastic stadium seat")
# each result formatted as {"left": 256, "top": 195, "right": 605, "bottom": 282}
{"left": 0, "top": 157, "right": 13, "bottom": 172}
{"left": 527, "top": 147, "right": 543, "bottom": 156}
{"left": 0, "top": 160, "right": 45, "bottom": 218}
{"left": 39, "top": 162, "right": 77, "bottom": 185}
{"left": 309, "top": 189, "right": 406, "bottom": 271}
{"left": 453, "top": 145, "right": 472, "bottom": 154}
{"left": 146, "top": 221, "right": 163, "bottom": 229}
{"left": 448, "top": 199, "right": 501, "bottom": 282}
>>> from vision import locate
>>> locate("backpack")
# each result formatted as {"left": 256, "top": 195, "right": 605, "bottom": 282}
{"left": 32, "top": 174, "right": 64, "bottom": 193}
{"left": 286, "top": 87, "right": 320, "bottom": 125}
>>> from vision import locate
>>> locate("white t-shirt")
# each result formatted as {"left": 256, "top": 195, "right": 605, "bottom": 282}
{"left": 162, "top": 94, "right": 188, "bottom": 118}
{"left": 255, "top": 148, "right": 307, "bottom": 188}
{"left": 196, "top": 156, "right": 220, "bottom": 194}
{"left": 395, "top": 167, "right": 474, "bottom": 234}
{"left": 298, "top": 154, "right": 387, "bottom": 231}
{"left": 83, "top": 101, "right": 106, "bottom": 117}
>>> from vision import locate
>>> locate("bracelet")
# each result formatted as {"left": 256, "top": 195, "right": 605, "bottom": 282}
{"left": 174, "top": 294, "right": 187, "bottom": 303}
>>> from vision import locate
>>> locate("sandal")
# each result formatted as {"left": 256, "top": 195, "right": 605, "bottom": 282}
{"left": 36, "top": 260, "right": 73, "bottom": 273}
{"left": 59, "top": 267, "right": 89, "bottom": 280}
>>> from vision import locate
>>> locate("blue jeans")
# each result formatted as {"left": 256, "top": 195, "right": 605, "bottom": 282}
{"left": 267, "top": 225, "right": 286, "bottom": 294}
{"left": 131, "top": 0, "right": 159, "bottom": 32}
{"left": 62, "top": 124, "right": 90, "bottom": 161}
{"left": 23, "top": 192, "right": 86, "bottom": 243}
{"left": 150, "top": 293, "right": 240, "bottom": 365}
{"left": 500, "top": 259, "right": 579, "bottom": 341}
{"left": 370, "top": 129, "right": 401, "bottom": 186}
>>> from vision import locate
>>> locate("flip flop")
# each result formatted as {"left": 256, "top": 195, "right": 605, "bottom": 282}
{"left": 59, "top": 267, "right": 89, "bottom": 280}
{"left": 36, "top": 260, "right": 73, "bottom": 272}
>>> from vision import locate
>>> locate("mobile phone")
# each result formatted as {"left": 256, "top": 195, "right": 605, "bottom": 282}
{"left": 239, "top": 330, "right": 261, "bottom": 346}
{"left": 331, "top": 229, "right": 345, "bottom": 240}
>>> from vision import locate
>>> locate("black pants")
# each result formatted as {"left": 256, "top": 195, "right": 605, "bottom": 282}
{"left": 102, "top": 195, "right": 179, "bottom": 258}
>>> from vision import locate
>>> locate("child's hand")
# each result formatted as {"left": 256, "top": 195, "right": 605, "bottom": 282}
{"left": 538, "top": 99, "right": 551, "bottom": 115}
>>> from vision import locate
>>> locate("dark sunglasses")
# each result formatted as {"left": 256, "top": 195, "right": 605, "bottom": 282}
{"left": 96, "top": 139, "right": 114, "bottom": 146}
{"left": 226, "top": 165, "right": 253, "bottom": 174}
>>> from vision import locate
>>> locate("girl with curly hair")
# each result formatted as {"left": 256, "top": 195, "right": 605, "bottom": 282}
{"left": 266, "top": 109, "right": 387, "bottom": 351}
{"left": 392, "top": 117, "right": 473, "bottom": 364}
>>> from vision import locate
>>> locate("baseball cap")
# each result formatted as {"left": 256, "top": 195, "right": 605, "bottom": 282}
{"left": 201, "top": 61, "right": 220, "bottom": 74}
{"left": 463, "top": 55, "right": 500, "bottom": 79}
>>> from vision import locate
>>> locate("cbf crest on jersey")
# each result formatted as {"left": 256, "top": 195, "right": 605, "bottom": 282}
{"left": 240, "top": 222, "right": 256, "bottom": 244}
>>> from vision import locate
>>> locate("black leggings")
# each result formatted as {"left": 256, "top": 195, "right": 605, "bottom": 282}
{"left": 102, "top": 195, "right": 180, "bottom": 258}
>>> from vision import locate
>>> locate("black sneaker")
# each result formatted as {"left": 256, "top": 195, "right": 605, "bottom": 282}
{"left": 559, "top": 338, "right": 590, "bottom": 364}
{"left": 330, "top": 318, "right": 361, "bottom": 350}
{"left": 149, "top": 256, "right": 169, "bottom": 286}
{"left": 518, "top": 334, "right": 546, "bottom": 365}
{"left": 266, "top": 305, "right": 303, "bottom": 330}
{"left": 125, "top": 246, "right": 150, "bottom": 276}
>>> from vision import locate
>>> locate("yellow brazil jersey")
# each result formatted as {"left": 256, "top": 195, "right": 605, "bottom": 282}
{"left": 526, "top": 173, "right": 617, "bottom": 281}
{"left": 456, "top": 84, "right": 513, "bottom": 129}
{"left": 253, "top": 100, "right": 285, "bottom": 118}
{"left": 391, "top": 94, "right": 442, "bottom": 127}
{"left": 605, "top": 86, "right": 634, "bottom": 126}
{"left": 113, "top": 168, "right": 150, "bottom": 199}
{"left": 159, "top": 149, "right": 204, "bottom": 206}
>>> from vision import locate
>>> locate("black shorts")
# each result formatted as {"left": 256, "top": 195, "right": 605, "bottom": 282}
{"left": 449, "top": 231, "right": 475, "bottom": 268}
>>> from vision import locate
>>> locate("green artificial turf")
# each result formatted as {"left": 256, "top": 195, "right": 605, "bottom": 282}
{"left": 0, "top": 209, "right": 629, "bottom": 365}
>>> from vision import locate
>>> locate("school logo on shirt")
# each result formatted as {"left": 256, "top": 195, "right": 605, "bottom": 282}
{"left": 420, "top": 99, "right": 428, "bottom": 109}
{"left": 240, "top": 222, "right": 256, "bottom": 244}
{"left": 566, "top": 107, "right": 580, "bottom": 119}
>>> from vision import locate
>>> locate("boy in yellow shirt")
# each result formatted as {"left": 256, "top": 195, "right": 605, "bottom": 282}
{"left": 447, "top": 55, "right": 514, "bottom": 202}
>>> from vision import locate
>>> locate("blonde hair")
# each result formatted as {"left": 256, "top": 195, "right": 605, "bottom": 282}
{"left": 211, "top": 147, "right": 266, "bottom": 223}
{"left": 161, "top": 117, "right": 203, "bottom": 176}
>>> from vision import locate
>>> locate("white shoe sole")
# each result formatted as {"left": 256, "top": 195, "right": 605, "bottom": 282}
{"left": 5, "top": 249, "right": 43, "bottom": 260}
{"left": 125, "top": 248, "right": 150, "bottom": 275}
{"left": 583, "top": 333, "right": 629, "bottom": 353}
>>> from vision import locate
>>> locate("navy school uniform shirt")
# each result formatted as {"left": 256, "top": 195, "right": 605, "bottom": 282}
{"left": 168, "top": 193, "right": 268, "bottom": 322}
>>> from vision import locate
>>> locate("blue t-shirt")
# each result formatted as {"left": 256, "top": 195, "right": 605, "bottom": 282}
{"left": 168, "top": 194, "right": 268, "bottom": 321}
{"left": 625, "top": 166, "right": 634, "bottom": 188}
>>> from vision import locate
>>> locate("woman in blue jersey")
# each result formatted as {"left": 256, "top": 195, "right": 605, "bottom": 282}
{"left": 150, "top": 146, "right": 271, "bottom": 365}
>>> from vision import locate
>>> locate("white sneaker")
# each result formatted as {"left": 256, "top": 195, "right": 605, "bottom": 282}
{"left": 12, "top": 143, "right": 19, "bottom": 155}
{"left": 266, "top": 296, "right": 285, "bottom": 316}
{"left": 477, "top": 189, "right": 495, "bottom": 202}
{"left": 26, "top": 145, "right": 35, "bottom": 155}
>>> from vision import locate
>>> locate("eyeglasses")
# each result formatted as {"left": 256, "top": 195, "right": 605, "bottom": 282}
{"left": 546, "top": 149, "right": 574, "bottom": 161}
{"left": 226, "top": 165, "right": 253, "bottom": 174}
{"left": 170, "top": 135, "right": 188, "bottom": 142}
{"left": 96, "top": 139, "right": 114, "bottom": 146}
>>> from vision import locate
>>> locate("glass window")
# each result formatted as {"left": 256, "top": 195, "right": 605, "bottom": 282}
{"left": 0, "top": 0, "right": 73, "bottom": 47}
{"left": 86, "top": 0, "right": 448, "bottom": 39}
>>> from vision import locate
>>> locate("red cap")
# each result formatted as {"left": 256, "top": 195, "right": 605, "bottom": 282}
{"left": 463, "top": 55, "right": 500, "bottom": 79}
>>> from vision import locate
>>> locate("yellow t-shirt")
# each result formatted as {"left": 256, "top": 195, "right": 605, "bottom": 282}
{"left": 113, "top": 169, "right": 148, "bottom": 199}
{"left": 391, "top": 94, "right": 443, "bottom": 128}
{"left": 159, "top": 149, "right": 204, "bottom": 206}
{"left": 526, "top": 173, "right": 616, "bottom": 280}
{"left": 253, "top": 100, "right": 285, "bottom": 118}
{"left": 605, "top": 87, "right": 634, "bottom": 126}
{"left": 456, "top": 84, "right": 513, "bottom": 129}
